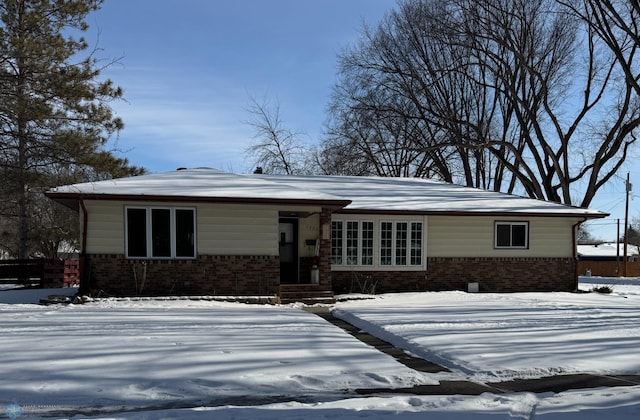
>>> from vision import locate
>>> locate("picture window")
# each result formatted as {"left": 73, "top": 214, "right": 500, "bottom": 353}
{"left": 125, "top": 207, "right": 196, "bottom": 259}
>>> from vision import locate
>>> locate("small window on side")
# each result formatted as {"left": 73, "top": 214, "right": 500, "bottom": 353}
{"left": 495, "top": 221, "right": 529, "bottom": 249}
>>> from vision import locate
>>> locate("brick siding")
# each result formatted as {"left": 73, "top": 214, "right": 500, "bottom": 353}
{"left": 331, "top": 257, "right": 577, "bottom": 294}
{"left": 82, "top": 254, "right": 576, "bottom": 297}
{"left": 332, "top": 270, "right": 427, "bottom": 294}
{"left": 318, "top": 208, "right": 333, "bottom": 289}
{"left": 427, "top": 257, "right": 577, "bottom": 292}
{"left": 82, "top": 254, "right": 279, "bottom": 297}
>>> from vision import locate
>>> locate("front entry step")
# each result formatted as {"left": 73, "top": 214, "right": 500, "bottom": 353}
{"left": 278, "top": 284, "right": 335, "bottom": 305}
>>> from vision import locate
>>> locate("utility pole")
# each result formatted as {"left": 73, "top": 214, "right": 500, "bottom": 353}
{"left": 617, "top": 219, "right": 620, "bottom": 276}
{"left": 623, "top": 172, "right": 631, "bottom": 277}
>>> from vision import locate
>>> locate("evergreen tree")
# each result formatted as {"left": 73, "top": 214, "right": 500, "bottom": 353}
{"left": 0, "top": 0, "right": 142, "bottom": 258}
{"left": 621, "top": 217, "right": 640, "bottom": 247}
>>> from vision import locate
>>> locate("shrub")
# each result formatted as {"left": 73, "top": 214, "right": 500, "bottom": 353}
{"left": 591, "top": 285, "right": 613, "bottom": 294}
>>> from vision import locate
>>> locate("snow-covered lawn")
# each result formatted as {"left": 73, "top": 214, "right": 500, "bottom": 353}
{"left": 0, "top": 298, "right": 430, "bottom": 417}
{"left": 334, "top": 278, "right": 640, "bottom": 382}
{"left": 0, "top": 277, "right": 638, "bottom": 419}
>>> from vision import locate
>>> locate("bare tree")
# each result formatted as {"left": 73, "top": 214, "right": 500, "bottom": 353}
{"left": 462, "top": 0, "right": 639, "bottom": 207}
{"left": 324, "top": 0, "right": 515, "bottom": 187}
{"left": 559, "top": 0, "right": 640, "bottom": 96}
{"left": 245, "top": 95, "right": 308, "bottom": 175}
{"left": 323, "top": 0, "right": 640, "bottom": 208}
{"left": 576, "top": 223, "right": 600, "bottom": 244}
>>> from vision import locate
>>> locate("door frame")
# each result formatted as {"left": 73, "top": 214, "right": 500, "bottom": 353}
{"left": 279, "top": 218, "right": 299, "bottom": 283}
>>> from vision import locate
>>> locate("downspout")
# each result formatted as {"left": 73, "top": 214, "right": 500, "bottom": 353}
{"left": 572, "top": 218, "right": 588, "bottom": 291}
{"left": 79, "top": 199, "right": 89, "bottom": 294}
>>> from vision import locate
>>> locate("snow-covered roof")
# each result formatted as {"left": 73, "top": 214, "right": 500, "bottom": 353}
{"left": 47, "top": 168, "right": 607, "bottom": 217}
{"left": 577, "top": 243, "right": 640, "bottom": 257}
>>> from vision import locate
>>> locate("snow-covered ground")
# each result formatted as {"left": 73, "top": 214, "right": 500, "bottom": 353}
{"left": 334, "top": 279, "right": 640, "bottom": 382}
{"left": 0, "top": 277, "right": 638, "bottom": 419}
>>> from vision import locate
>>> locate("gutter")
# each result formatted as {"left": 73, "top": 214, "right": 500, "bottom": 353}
{"left": 79, "top": 199, "right": 88, "bottom": 294}
{"left": 572, "top": 217, "right": 588, "bottom": 291}
{"left": 44, "top": 191, "right": 352, "bottom": 210}
{"left": 79, "top": 199, "right": 88, "bottom": 254}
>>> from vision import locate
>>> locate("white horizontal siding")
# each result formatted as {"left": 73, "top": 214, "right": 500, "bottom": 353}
{"left": 84, "top": 201, "right": 124, "bottom": 254}
{"left": 197, "top": 204, "right": 279, "bottom": 255}
{"left": 427, "top": 215, "right": 579, "bottom": 258}
{"left": 84, "top": 201, "right": 283, "bottom": 256}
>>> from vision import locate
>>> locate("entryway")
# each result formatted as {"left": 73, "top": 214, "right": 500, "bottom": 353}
{"left": 278, "top": 216, "right": 335, "bottom": 303}
{"left": 279, "top": 218, "right": 298, "bottom": 284}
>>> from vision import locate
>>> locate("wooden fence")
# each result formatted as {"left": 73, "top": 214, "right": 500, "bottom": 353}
{"left": 0, "top": 259, "right": 80, "bottom": 288}
{"left": 577, "top": 260, "right": 640, "bottom": 278}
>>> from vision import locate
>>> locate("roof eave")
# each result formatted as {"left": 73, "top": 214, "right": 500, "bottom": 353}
{"left": 44, "top": 192, "right": 351, "bottom": 210}
{"left": 335, "top": 208, "right": 609, "bottom": 219}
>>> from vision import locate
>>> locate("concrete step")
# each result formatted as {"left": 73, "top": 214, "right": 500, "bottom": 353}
{"left": 278, "top": 284, "right": 335, "bottom": 304}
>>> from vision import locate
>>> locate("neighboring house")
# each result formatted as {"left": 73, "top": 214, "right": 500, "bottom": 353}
{"left": 577, "top": 243, "right": 640, "bottom": 277}
{"left": 45, "top": 168, "right": 606, "bottom": 299}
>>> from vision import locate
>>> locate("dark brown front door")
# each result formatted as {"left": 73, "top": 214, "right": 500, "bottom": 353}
{"left": 279, "top": 218, "right": 298, "bottom": 283}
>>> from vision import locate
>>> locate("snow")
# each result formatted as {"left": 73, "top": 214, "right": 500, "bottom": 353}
{"left": 333, "top": 286, "right": 640, "bottom": 381}
{"left": 47, "top": 168, "right": 605, "bottom": 217}
{"left": 0, "top": 286, "right": 77, "bottom": 304}
{"left": 262, "top": 173, "right": 603, "bottom": 215}
{"left": 0, "top": 277, "right": 638, "bottom": 419}
{"left": 577, "top": 243, "right": 640, "bottom": 257}
{"left": 47, "top": 169, "right": 348, "bottom": 203}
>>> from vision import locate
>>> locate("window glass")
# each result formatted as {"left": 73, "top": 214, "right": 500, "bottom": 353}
{"left": 331, "top": 219, "right": 423, "bottom": 267}
{"left": 362, "top": 221, "right": 374, "bottom": 265}
{"left": 175, "top": 209, "right": 195, "bottom": 257}
{"left": 126, "top": 207, "right": 196, "bottom": 259}
{"left": 496, "top": 224, "right": 511, "bottom": 247}
{"left": 151, "top": 209, "right": 171, "bottom": 257}
{"left": 395, "top": 222, "right": 408, "bottom": 265}
{"left": 512, "top": 224, "right": 527, "bottom": 247}
{"left": 346, "top": 221, "right": 359, "bottom": 265}
{"left": 380, "top": 222, "right": 393, "bottom": 265}
{"left": 127, "top": 208, "right": 147, "bottom": 257}
{"left": 411, "top": 222, "right": 422, "bottom": 265}
{"left": 331, "top": 221, "right": 343, "bottom": 264}
{"left": 495, "top": 222, "right": 528, "bottom": 248}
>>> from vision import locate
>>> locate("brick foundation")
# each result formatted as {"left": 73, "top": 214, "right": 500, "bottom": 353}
{"left": 332, "top": 257, "right": 577, "bottom": 294}
{"left": 82, "top": 254, "right": 280, "bottom": 297}
{"left": 82, "top": 254, "right": 577, "bottom": 297}
{"left": 427, "top": 257, "right": 577, "bottom": 292}
{"left": 332, "top": 270, "right": 428, "bottom": 294}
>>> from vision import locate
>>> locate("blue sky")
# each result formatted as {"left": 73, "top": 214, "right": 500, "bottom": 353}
{"left": 88, "top": 0, "right": 638, "bottom": 242}
{"left": 91, "top": 0, "right": 390, "bottom": 173}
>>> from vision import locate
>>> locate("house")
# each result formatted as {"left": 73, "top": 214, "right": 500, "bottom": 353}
{"left": 45, "top": 168, "right": 607, "bottom": 300}
{"left": 577, "top": 243, "right": 640, "bottom": 277}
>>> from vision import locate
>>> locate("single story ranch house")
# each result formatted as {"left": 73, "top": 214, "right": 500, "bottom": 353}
{"left": 45, "top": 168, "right": 606, "bottom": 301}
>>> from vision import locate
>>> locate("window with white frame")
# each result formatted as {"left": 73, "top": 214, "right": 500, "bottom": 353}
{"left": 332, "top": 219, "right": 423, "bottom": 268}
{"left": 410, "top": 222, "right": 423, "bottom": 265}
{"left": 383, "top": 221, "right": 422, "bottom": 267}
{"left": 380, "top": 221, "right": 393, "bottom": 265}
{"left": 332, "top": 220, "right": 375, "bottom": 266}
{"left": 494, "top": 221, "right": 528, "bottom": 249}
{"left": 362, "top": 221, "right": 374, "bottom": 265}
{"left": 125, "top": 207, "right": 196, "bottom": 258}
{"left": 331, "top": 221, "right": 343, "bottom": 264}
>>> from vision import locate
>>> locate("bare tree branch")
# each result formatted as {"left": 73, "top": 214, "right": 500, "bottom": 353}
{"left": 245, "top": 95, "right": 308, "bottom": 175}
